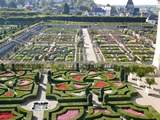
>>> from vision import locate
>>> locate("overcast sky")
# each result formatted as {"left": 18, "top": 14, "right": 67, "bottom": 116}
{"left": 94, "top": 0, "right": 157, "bottom": 5}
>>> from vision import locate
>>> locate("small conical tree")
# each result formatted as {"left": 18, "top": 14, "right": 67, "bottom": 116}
{"left": 76, "top": 63, "right": 80, "bottom": 72}
{"left": 11, "top": 64, "right": 16, "bottom": 73}
{"left": 34, "top": 72, "right": 40, "bottom": 84}
{"left": 99, "top": 88, "right": 104, "bottom": 101}
{"left": 87, "top": 93, "right": 93, "bottom": 106}
{"left": 120, "top": 66, "right": 125, "bottom": 82}
{"left": 0, "top": 63, "right": 6, "bottom": 71}
{"left": 124, "top": 73, "right": 128, "bottom": 82}
{"left": 48, "top": 71, "right": 52, "bottom": 83}
{"left": 63, "top": 3, "right": 70, "bottom": 14}
{"left": 85, "top": 87, "right": 90, "bottom": 96}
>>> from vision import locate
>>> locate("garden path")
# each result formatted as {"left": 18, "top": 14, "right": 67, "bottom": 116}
{"left": 128, "top": 74, "right": 160, "bottom": 112}
{"left": 21, "top": 74, "right": 58, "bottom": 120}
{"left": 83, "top": 28, "right": 98, "bottom": 63}
{"left": 93, "top": 41, "right": 105, "bottom": 63}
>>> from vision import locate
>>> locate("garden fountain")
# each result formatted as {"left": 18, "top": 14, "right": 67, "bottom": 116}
{"left": 153, "top": 0, "right": 160, "bottom": 69}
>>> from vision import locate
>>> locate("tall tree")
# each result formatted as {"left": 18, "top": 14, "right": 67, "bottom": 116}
{"left": 8, "top": 1, "right": 17, "bottom": 8}
{"left": 0, "top": 0, "right": 7, "bottom": 7}
{"left": 16, "top": 0, "right": 26, "bottom": 6}
{"left": 63, "top": 3, "right": 70, "bottom": 14}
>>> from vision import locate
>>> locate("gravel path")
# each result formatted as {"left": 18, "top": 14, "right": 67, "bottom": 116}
{"left": 83, "top": 28, "right": 98, "bottom": 63}
{"left": 21, "top": 74, "right": 58, "bottom": 120}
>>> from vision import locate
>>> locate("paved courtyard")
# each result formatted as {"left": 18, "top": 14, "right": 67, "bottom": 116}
{"left": 128, "top": 74, "right": 160, "bottom": 112}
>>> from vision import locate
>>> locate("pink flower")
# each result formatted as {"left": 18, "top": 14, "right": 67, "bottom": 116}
{"left": 57, "top": 109, "right": 79, "bottom": 120}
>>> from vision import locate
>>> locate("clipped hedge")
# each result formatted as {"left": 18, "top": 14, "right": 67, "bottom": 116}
{"left": 0, "top": 105, "right": 32, "bottom": 120}
{"left": 116, "top": 102, "right": 160, "bottom": 120}
{"left": 0, "top": 82, "right": 39, "bottom": 104}
{"left": 44, "top": 105, "right": 84, "bottom": 120}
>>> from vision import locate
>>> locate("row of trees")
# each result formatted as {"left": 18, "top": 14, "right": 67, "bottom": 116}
{"left": 0, "top": 0, "right": 18, "bottom": 8}
{"left": 127, "top": 64, "right": 156, "bottom": 95}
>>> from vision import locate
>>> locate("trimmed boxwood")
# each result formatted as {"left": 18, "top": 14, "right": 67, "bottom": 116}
{"left": 0, "top": 82, "right": 39, "bottom": 104}
{"left": 44, "top": 106, "right": 84, "bottom": 120}
{"left": 116, "top": 103, "right": 160, "bottom": 120}
{"left": 0, "top": 105, "right": 32, "bottom": 120}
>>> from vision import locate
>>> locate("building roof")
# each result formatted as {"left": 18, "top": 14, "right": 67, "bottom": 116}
{"left": 126, "top": 0, "right": 134, "bottom": 5}
{"left": 148, "top": 14, "right": 158, "bottom": 20}
{"left": 92, "top": 7, "right": 105, "bottom": 13}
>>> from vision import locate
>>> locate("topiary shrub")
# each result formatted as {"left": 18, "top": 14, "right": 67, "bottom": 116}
{"left": 87, "top": 93, "right": 93, "bottom": 106}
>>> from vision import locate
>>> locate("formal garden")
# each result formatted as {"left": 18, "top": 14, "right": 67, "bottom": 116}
{"left": 9, "top": 26, "right": 84, "bottom": 62}
{"left": 44, "top": 64, "right": 160, "bottom": 120}
{"left": 0, "top": 105, "right": 32, "bottom": 120}
{"left": 125, "top": 44, "right": 154, "bottom": 63}
{"left": 0, "top": 64, "right": 39, "bottom": 103}
{"left": 89, "top": 29, "right": 154, "bottom": 64}
{"left": 89, "top": 30, "right": 131, "bottom": 63}
{"left": 0, "top": 20, "right": 159, "bottom": 120}
{"left": 0, "top": 64, "right": 42, "bottom": 120}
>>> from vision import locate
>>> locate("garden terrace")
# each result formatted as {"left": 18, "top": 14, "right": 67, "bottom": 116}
{"left": 89, "top": 29, "right": 155, "bottom": 64}
{"left": 89, "top": 30, "right": 131, "bottom": 63}
{"left": 125, "top": 44, "right": 154, "bottom": 64}
{"left": 9, "top": 26, "right": 84, "bottom": 62}
{"left": 0, "top": 24, "right": 45, "bottom": 59}
{"left": 0, "top": 25, "right": 26, "bottom": 43}
{"left": 45, "top": 69, "right": 160, "bottom": 120}
{"left": 0, "top": 68, "right": 39, "bottom": 104}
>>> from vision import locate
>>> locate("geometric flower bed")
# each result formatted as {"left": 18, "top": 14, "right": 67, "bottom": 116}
{"left": 0, "top": 69, "right": 38, "bottom": 104}
{"left": 0, "top": 105, "right": 32, "bottom": 120}
{"left": 46, "top": 69, "right": 160, "bottom": 120}
{"left": 44, "top": 106, "right": 84, "bottom": 120}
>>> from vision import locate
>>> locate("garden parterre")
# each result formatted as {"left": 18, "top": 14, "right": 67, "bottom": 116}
{"left": 45, "top": 69, "right": 160, "bottom": 120}
{"left": 0, "top": 64, "right": 39, "bottom": 103}
{"left": 9, "top": 26, "right": 83, "bottom": 62}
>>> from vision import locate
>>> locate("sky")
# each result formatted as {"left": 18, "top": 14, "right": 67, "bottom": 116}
{"left": 94, "top": 0, "right": 157, "bottom": 5}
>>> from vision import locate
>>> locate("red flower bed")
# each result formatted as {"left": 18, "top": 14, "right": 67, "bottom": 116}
{"left": 72, "top": 75, "right": 82, "bottom": 81}
{"left": 56, "top": 83, "right": 68, "bottom": 90}
{"left": 123, "top": 108, "right": 144, "bottom": 116}
{"left": 4, "top": 91, "right": 14, "bottom": 97}
{"left": 0, "top": 112, "right": 15, "bottom": 120}
{"left": 94, "top": 81, "right": 107, "bottom": 88}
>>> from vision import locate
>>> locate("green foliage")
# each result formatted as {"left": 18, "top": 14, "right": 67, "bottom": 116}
{"left": 8, "top": 1, "right": 17, "bottom": 8}
{"left": 0, "top": 0, "right": 7, "bottom": 7}
{"left": 146, "top": 78, "right": 156, "bottom": 88}
{"left": 120, "top": 66, "right": 125, "bottom": 81}
{"left": 11, "top": 64, "right": 16, "bottom": 72}
{"left": 63, "top": 3, "right": 70, "bottom": 14}
{"left": 136, "top": 67, "right": 147, "bottom": 78}
{"left": 0, "top": 63, "right": 6, "bottom": 71}
{"left": 99, "top": 88, "right": 104, "bottom": 101}
{"left": 87, "top": 93, "right": 92, "bottom": 106}
{"left": 34, "top": 72, "right": 40, "bottom": 84}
